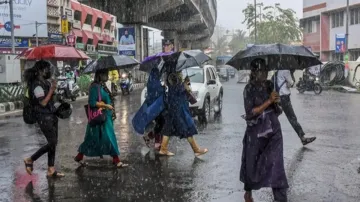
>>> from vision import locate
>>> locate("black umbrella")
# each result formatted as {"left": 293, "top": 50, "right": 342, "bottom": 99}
{"left": 140, "top": 50, "right": 211, "bottom": 73}
{"left": 227, "top": 44, "right": 322, "bottom": 70}
{"left": 82, "top": 55, "right": 140, "bottom": 74}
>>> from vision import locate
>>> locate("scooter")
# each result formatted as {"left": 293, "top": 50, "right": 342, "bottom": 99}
{"left": 296, "top": 76, "right": 322, "bottom": 95}
{"left": 57, "top": 76, "right": 80, "bottom": 101}
{"left": 120, "top": 73, "right": 133, "bottom": 95}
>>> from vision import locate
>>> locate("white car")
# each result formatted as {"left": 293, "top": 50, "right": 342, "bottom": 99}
{"left": 141, "top": 65, "right": 223, "bottom": 124}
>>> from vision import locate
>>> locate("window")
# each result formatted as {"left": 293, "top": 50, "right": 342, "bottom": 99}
{"left": 84, "top": 14, "right": 92, "bottom": 25}
{"left": 95, "top": 18, "right": 102, "bottom": 27}
{"left": 206, "top": 69, "right": 211, "bottom": 82}
{"left": 76, "top": 37, "right": 82, "bottom": 43}
{"left": 332, "top": 11, "right": 344, "bottom": 28}
{"left": 74, "top": 11, "right": 81, "bottom": 21}
{"left": 210, "top": 67, "right": 218, "bottom": 79}
{"left": 350, "top": 50, "right": 360, "bottom": 61}
{"left": 182, "top": 68, "right": 204, "bottom": 83}
{"left": 209, "top": 68, "right": 216, "bottom": 80}
{"left": 350, "top": 7, "right": 360, "bottom": 25}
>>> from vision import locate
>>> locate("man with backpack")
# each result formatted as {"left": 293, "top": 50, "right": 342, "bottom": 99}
{"left": 274, "top": 70, "right": 316, "bottom": 146}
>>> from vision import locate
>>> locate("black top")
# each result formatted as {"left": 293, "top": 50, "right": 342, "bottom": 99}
{"left": 30, "top": 79, "right": 56, "bottom": 114}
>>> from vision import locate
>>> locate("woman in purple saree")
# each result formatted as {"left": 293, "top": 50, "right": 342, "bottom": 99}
{"left": 240, "top": 59, "right": 288, "bottom": 202}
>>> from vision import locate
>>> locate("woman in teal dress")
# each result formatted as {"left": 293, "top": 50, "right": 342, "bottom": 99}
{"left": 74, "top": 69, "right": 128, "bottom": 168}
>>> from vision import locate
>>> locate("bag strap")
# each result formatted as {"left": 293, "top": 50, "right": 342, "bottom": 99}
{"left": 97, "top": 85, "right": 102, "bottom": 102}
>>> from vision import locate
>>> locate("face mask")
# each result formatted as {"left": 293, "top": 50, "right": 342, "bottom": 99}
{"left": 43, "top": 68, "right": 52, "bottom": 79}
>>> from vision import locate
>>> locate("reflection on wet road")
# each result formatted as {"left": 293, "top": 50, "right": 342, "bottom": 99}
{"left": 1, "top": 80, "right": 360, "bottom": 202}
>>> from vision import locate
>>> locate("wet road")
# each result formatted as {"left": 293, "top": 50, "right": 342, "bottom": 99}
{"left": 1, "top": 79, "right": 360, "bottom": 202}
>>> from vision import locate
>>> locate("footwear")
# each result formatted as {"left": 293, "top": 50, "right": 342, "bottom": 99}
{"left": 23, "top": 159, "right": 33, "bottom": 175}
{"left": 115, "top": 162, "right": 129, "bottom": 168}
{"left": 187, "top": 137, "right": 208, "bottom": 157}
{"left": 244, "top": 192, "right": 254, "bottom": 202}
{"left": 301, "top": 136, "right": 316, "bottom": 146}
{"left": 47, "top": 171, "right": 65, "bottom": 178}
{"left": 159, "top": 136, "right": 175, "bottom": 156}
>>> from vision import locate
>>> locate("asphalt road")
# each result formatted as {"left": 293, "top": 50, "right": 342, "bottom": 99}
{"left": 0, "top": 79, "right": 360, "bottom": 202}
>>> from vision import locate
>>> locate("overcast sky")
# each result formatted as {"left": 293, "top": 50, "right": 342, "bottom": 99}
{"left": 216, "top": 0, "right": 303, "bottom": 31}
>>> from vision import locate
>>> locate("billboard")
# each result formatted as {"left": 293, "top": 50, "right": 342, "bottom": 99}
{"left": 0, "top": 1, "right": 48, "bottom": 37}
{"left": 118, "top": 27, "right": 136, "bottom": 57}
{"left": 0, "top": 37, "right": 29, "bottom": 47}
{"left": 335, "top": 34, "right": 346, "bottom": 53}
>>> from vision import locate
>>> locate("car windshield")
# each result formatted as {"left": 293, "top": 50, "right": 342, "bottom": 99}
{"left": 219, "top": 68, "right": 227, "bottom": 73}
{"left": 182, "top": 67, "right": 204, "bottom": 83}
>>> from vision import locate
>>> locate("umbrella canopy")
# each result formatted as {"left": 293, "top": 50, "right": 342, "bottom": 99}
{"left": 227, "top": 44, "right": 322, "bottom": 70}
{"left": 140, "top": 50, "right": 211, "bottom": 73}
{"left": 82, "top": 55, "right": 140, "bottom": 74}
{"left": 15, "top": 45, "right": 89, "bottom": 60}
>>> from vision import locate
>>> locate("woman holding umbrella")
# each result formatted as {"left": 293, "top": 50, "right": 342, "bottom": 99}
{"left": 240, "top": 58, "right": 288, "bottom": 202}
{"left": 74, "top": 69, "right": 128, "bottom": 168}
{"left": 159, "top": 62, "right": 208, "bottom": 156}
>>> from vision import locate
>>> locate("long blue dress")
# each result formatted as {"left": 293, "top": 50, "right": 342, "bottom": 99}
{"left": 78, "top": 84, "right": 120, "bottom": 157}
{"left": 240, "top": 81, "right": 288, "bottom": 191}
{"left": 161, "top": 83, "right": 198, "bottom": 139}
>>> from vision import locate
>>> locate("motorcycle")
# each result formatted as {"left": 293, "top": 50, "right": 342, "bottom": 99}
{"left": 296, "top": 76, "right": 322, "bottom": 95}
{"left": 120, "top": 73, "right": 133, "bottom": 95}
{"left": 56, "top": 76, "right": 80, "bottom": 101}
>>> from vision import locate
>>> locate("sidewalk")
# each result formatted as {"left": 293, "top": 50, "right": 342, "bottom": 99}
{"left": 0, "top": 83, "right": 145, "bottom": 114}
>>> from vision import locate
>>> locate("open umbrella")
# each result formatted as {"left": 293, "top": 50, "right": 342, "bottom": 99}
{"left": 82, "top": 55, "right": 140, "bottom": 74}
{"left": 227, "top": 44, "right": 321, "bottom": 70}
{"left": 140, "top": 50, "right": 211, "bottom": 73}
{"left": 15, "top": 44, "right": 89, "bottom": 60}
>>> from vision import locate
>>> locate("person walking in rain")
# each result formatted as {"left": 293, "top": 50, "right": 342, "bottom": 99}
{"left": 74, "top": 69, "right": 128, "bottom": 168}
{"left": 23, "top": 60, "right": 65, "bottom": 178}
{"left": 159, "top": 65, "right": 208, "bottom": 156}
{"left": 241, "top": 59, "right": 288, "bottom": 202}
{"left": 276, "top": 69, "right": 316, "bottom": 145}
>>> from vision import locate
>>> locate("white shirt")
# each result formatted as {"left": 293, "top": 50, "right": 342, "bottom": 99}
{"left": 277, "top": 70, "right": 294, "bottom": 96}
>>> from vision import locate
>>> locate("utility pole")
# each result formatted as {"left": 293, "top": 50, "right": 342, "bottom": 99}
{"left": 345, "top": 0, "right": 349, "bottom": 55}
{"left": 254, "top": 0, "right": 257, "bottom": 44}
{"left": 9, "top": 0, "right": 15, "bottom": 53}
{"left": 35, "top": 21, "right": 39, "bottom": 47}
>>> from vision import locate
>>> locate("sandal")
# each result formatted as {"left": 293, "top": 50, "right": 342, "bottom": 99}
{"left": 244, "top": 192, "right": 254, "bottom": 202}
{"left": 23, "top": 160, "right": 33, "bottom": 175}
{"left": 143, "top": 136, "right": 151, "bottom": 148}
{"left": 47, "top": 171, "right": 65, "bottom": 178}
{"left": 74, "top": 157, "right": 87, "bottom": 166}
{"left": 195, "top": 148, "right": 208, "bottom": 157}
{"left": 302, "top": 137, "right": 316, "bottom": 146}
{"left": 115, "top": 162, "right": 129, "bottom": 168}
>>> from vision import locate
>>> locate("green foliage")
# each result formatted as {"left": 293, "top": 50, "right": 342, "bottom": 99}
{"left": 78, "top": 75, "right": 92, "bottom": 93}
{"left": 228, "top": 30, "right": 248, "bottom": 53}
{"left": 242, "top": 3, "right": 302, "bottom": 44}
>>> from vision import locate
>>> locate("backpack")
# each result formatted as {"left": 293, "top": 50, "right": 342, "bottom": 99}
{"left": 270, "top": 71, "right": 287, "bottom": 92}
{"left": 23, "top": 84, "right": 36, "bottom": 124}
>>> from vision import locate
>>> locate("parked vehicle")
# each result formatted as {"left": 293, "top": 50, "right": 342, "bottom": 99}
{"left": 228, "top": 67, "right": 236, "bottom": 78}
{"left": 218, "top": 67, "right": 230, "bottom": 81}
{"left": 120, "top": 72, "right": 133, "bottom": 95}
{"left": 56, "top": 76, "right": 80, "bottom": 101}
{"left": 296, "top": 76, "right": 322, "bottom": 95}
{"left": 140, "top": 65, "right": 223, "bottom": 124}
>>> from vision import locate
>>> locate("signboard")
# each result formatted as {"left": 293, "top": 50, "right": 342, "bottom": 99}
{"left": 66, "top": 35, "right": 76, "bottom": 46}
{"left": 0, "top": 1, "right": 48, "bottom": 37}
{"left": 118, "top": 27, "right": 136, "bottom": 56}
{"left": 76, "top": 43, "right": 85, "bottom": 50}
{"left": 48, "top": 33, "right": 63, "bottom": 44}
{"left": 98, "top": 44, "right": 118, "bottom": 54}
{"left": 61, "top": 19, "right": 69, "bottom": 34}
{"left": 335, "top": 34, "right": 346, "bottom": 53}
{"left": 0, "top": 37, "right": 29, "bottom": 47}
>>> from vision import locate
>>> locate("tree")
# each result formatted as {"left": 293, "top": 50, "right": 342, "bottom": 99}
{"left": 242, "top": 3, "right": 302, "bottom": 44}
{"left": 228, "top": 30, "right": 247, "bottom": 53}
{"left": 212, "top": 36, "right": 228, "bottom": 56}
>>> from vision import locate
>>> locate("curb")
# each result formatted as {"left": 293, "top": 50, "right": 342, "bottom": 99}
{"left": 0, "top": 83, "right": 145, "bottom": 114}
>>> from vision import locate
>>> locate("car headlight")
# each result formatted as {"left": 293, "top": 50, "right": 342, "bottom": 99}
{"left": 315, "top": 77, "right": 319, "bottom": 81}
{"left": 192, "top": 91, "right": 198, "bottom": 99}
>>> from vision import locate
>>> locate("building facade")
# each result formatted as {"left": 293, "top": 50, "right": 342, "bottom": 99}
{"left": 301, "top": 0, "right": 360, "bottom": 61}
{"left": 70, "top": 0, "right": 118, "bottom": 58}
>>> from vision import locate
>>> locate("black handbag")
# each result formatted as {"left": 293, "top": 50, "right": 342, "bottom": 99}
{"left": 84, "top": 85, "right": 106, "bottom": 126}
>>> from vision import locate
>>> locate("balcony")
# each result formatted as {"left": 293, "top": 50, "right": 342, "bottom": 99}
{"left": 47, "top": 0, "right": 59, "bottom": 8}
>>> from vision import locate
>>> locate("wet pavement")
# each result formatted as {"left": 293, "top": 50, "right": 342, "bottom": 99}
{"left": 1, "top": 79, "right": 360, "bottom": 202}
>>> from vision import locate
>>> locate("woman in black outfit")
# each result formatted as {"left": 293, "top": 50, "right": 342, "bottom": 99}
{"left": 23, "top": 60, "right": 64, "bottom": 178}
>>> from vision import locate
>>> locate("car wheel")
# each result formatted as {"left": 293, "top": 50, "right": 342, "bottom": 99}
{"left": 199, "top": 97, "right": 210, "bottom": 125}
{"left": 214, "top": 93, "right": 223, "bottom": 115}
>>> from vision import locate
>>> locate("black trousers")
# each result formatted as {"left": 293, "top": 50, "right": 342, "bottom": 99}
{"left": 31, "top": 114, "right": 58, "bottom": 167}
{"left": 280, "top": 95, "right": 305, "bottom": 138}
{"left": 244, "top": 185, "right": 287, "bottom": 202}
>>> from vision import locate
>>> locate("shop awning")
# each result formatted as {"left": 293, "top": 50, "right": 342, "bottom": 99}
{"left": 82, "top": 30, "right": 93, "bottom": 44}
{"left": 81, "top": 4, "right": 93, "bottom": 25}
{"left": 71, "top": 1, "right": 82, "bottom": 12}
{"left": 92, "top": 9, "right": 103, "bottom": 28}
{"left": 93, "top": 33, "right": 104, "bottom": 46}
{"left": 101, "top": 13, "right": 112, "bottom": 30}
